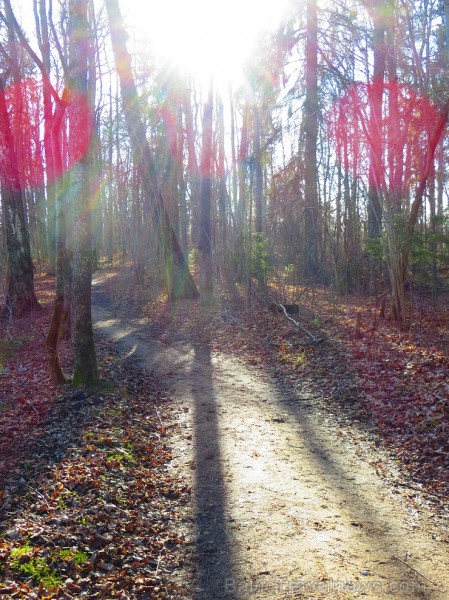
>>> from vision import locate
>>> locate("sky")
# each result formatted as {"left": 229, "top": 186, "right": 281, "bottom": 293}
{"left": 8, "top": 0, "right": 291, "bottom": 91}
{"left": 124, "top": 0, "right": 291, "bottom": 89}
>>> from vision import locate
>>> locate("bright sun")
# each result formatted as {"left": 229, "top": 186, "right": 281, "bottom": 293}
{"left": 126, "top": 0, "right": 290, "bottom": 88}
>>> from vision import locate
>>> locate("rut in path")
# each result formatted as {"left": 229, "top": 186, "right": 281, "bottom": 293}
{"left": 92, "top": 292, "right": 449, "bottom": 600}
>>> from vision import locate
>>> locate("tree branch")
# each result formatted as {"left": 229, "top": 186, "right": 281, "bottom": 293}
{"left": 276, "top": 303, "right": 324, "bottom": 343}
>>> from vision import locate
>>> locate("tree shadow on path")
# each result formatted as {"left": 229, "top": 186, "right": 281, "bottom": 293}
{"left": 191, "top": 334, "right": 238, "bottom": 599}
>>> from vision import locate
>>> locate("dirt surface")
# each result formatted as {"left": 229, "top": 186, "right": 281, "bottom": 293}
{"left": 92, "top": 281, "right": 449, "bottom": 599}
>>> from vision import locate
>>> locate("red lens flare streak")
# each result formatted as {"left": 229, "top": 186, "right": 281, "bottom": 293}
{"left": 0, "top": 78, "right": 93, "bottom": 189}
{"left": 329, "top": 80, "right": 443, "bottom": 196}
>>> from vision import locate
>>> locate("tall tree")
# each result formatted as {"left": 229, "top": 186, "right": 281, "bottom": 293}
{"left": 67, "top": 0, "right": 99, "bottom": 386}
{"left": 46, "top": 97, "right": 69, "bottom": 384}
{"left": 217, "top": 95, "right": 227, "bottom": 251}
{"left": 303, "top": 0, "right": 320, "bottom": 278}
{"left": 199, "top": 82, "right": 214, "bottom": 304}
{"left": 1, "top": 0, "right": 73, "bottom": 380}
{"left": 182, "top": 79, "right": 201, "bottom": 250}
{"left": 34, "top": 0, "right": 57, "bottom": 273}
{"left": 105, "top": 0, "right": 199, "bottom": 301}
{"left": 367, "top": 0, "right": 387, "bottom": 241}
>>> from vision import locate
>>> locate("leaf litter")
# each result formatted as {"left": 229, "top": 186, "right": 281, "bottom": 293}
{"left": 92, "top": 264, "right": 449, "bottom": 598}
{"left": 0, "top": 275, "right": 190, "bottom": 598}
{"left": 96, "top": 264, "right": 449, "bottom": 502}
{"left": 2, "top": 267, "right": 449, "bottom": 597}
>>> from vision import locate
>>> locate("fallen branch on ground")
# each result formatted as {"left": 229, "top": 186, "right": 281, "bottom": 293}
{"left": 276, "top": 303, "right": 324, "bottom": 344}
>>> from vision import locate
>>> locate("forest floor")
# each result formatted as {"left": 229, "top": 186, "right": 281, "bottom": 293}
{"left": 1, "top": 263, "right": 449, "bottom": 598}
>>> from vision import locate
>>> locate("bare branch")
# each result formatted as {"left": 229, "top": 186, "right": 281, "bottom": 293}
{"left": 276, "top": 303, "right": 324, "bottom": 343}
{"left": 2, "top": 0, "right": 62, "bottom": 106}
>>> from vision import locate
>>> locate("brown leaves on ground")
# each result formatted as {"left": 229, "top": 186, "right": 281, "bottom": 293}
{"left": 267, "top": 290, "right": 449, "bottom": 499}
{"left": 0, "top": 274, "right": 190, "bottom": 598}
{"left": 96, "top": 263, "right": 449, "bottom": 500}
{"left": 325, "top": 297, "right": 449, "bottom": 497}
{"left": 3, "top": 264, "right": 448, "bottom": 595}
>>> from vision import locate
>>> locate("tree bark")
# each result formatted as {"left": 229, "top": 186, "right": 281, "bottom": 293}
{"left": 182, "top": 81, "right": 201, "bottom": 251}
{"left": 46, "top": 99, "right": 69, "bottom": 384}
{"left": 35, "top": 0, "right": 57, "bottom": 273}
{"left": 217, "top": 96, "right": 227, "bottom": 251}
{"left": 237, "top": 103, "right": 249, "bottom": 233}
{"left": 303, "top": 0, "right": 320, "bottom": 278}
{"left": 199, "top": 83, "right": 214, "bottom": 305}
{"left": 253, "top": 107, "right": 263, "bottom": 238}
{"left": 367, "top": 0, "right": 387, "bottom": 239}
{"left": 68, "top": 0, "right": 99, "bottom": 387}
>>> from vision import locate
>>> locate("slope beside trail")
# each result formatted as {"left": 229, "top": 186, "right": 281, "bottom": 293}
{"left": 92, "top": 281, "right": 449, "bottom": 600}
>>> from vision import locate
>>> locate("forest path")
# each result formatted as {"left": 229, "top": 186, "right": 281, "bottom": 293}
{"left": 92, "top": 285, "right": 449, "bottom": 600}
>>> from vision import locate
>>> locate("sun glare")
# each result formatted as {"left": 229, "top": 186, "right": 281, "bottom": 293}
{"left": 126, "top": 0, "right": 290, "bottom": 88}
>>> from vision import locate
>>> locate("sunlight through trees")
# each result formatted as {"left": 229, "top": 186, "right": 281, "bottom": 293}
{"left": 1, "top": 0, "right": 449, "bottom": 380}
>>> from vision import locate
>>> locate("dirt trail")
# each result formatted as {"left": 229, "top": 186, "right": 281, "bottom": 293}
{"left": 92, "top": 291, "right": 449, "bottom": 599}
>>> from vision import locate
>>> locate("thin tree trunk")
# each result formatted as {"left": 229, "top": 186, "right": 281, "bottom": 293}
{"left": 365, "top": 0, "right": 387, "bottom": 297}
{"left": 367, "top": 0, "right": 387, "bottom": 239}
{"left": 253, "top": 101, "right": 265, "bottom": 289}
{"left": 199, "top": 83, "right": 214, "bottom": 304}
{"left": 237, "top": 103, "right": 249, "bottom": 232}
{"left": 303, "top": 0, "right": 320, "bottom": 278}
{"left": 177, "top": 104, "right": 189, "bottom": 255}
{"left": 253, "top": 104, "right": 263, "bottom": 237}
{"left": 217, "top": 96, "right": 227, "bottom": 251}
{"left": 35, "top": 0, "right": 57, "bottom": 273}
{"left": 182, "top": 82, "right": 201, "bottom": 251}
{"left": 428, "top": 168, "right": 438, "bottom": 308}
{"left": 46, "top": 174, "right": 68, "bottom": 382}
{"left": 229, "top": 87, "right": 238, "bottom": 225}
{"left": 105, "top": 89, "right": 114, "bottom": 261}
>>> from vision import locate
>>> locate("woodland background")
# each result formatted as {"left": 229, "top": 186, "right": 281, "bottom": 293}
{"left": 0, "top": 0, "right": 448, "bottom": 430}
{"left": 1, "top": 1, "right": 449, "bottom": 595}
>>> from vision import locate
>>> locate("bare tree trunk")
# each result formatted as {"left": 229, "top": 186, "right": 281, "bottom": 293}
{"left": 253, "top": 99, "right": 265, "bottom": 290}
{"left": 182, "top": 82, "right": 201, "bottom": 251}
{"left": 367, "top": 0, "right": 386, "bottom": 241}
{"left": 217, "top": 96, "right": 227, "bottom": 252}
{"left": 105, "top": 0, "right": 199, "bottom": 301}
{"left": 105, "top": 89, "right": 114, "bottom": 261}
{"left": 229, "top": 87, "right": 238, "bottom": 224}
{"left": 235, "top": 102, "right": 250, "bottom": 284}
{"left": 428, "top": 168, "right": 438, "bottom": 308}
{"left": 177, "top": 104, "right": 189, "bottom": 255}
{"left": 253, "top": 103, "right": 263, "bottom": 237}
{"left": 68, "top": 0, "right": 99, "bottom": 387}
{"left": 303, "top": 0, "right": 320, "bottom": 278}
{"left": 365, "top": 0, "right": 388, "bottom": 297}
{"left": 199, "top": 83, "right": 214, "bottom": 305}
{"left": 46, "top": 100, "right": 68, "bottom": 384}
{"left": 237, "top": 103, "right": 249, "bottom": 233}
{"left": 35, "top": 0, "right": 57, "bottom": 273}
